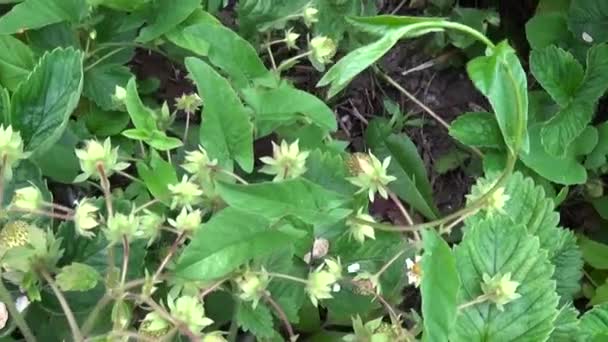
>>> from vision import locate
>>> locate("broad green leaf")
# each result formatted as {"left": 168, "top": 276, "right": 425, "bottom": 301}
{"left": 313, "top": 0, "right": 377, "bottom": 41}
{"left": 185, "top": 57, "right": 254, "bottom": 172}
{"left": 453, "top": 218, "right": 558, "bottom": 342}
{"left": 421, "top": 229, "right": 459, "bottom": 342}
{"left": 552, "top": 230, "right": 583, "bottom": 303}
{"left": 3, "top": 161, "right": 50, "bottom": 206}
{"left": 590, "top": 283, "right": 608, "bottom": 306}
{"left": 549, "top": 304, "right": 581, "bottom": 342}
{"left": 33, "top": 124, "right": 81, "bottom": 183}
{"left": 10, "top": 48, "right": 83, "bottom": 154}
{"left": 591, "top": 196, "right": 608, "bottom": 220}
{"left": 366, "top": 120, "right": 438, "bottom": 219}
{"left": 242, "top": 83, "right": 337, "bottom": 136}
{"left": 145, "top": 131, "right": 183, "bottom": 151}
{"left": 175, "top": 208, "right": 294, "bottom": 280}
{"left": 83, "top": 106, "right": 130, "bottom": 137}
{"left": 449, "top": 112, "right": 504, "bottom": 148}
{"left": 568, "top": 0, "right": 608, "bottom": 44}
{"left": 578, "top": 236, "right": 608, "bottom": 270}
{"left": 56, "top": 262, "right": 100, "bottom": 292}
{"left": 183, "top": 24, "right": 270, "bottom": 87}
{"left": 164, "top": 9, "right": 219, "bottom": 56}
{"left": 0, "top": 35, "right": 35, "bottom": 91}
{"left": 448, "top": 8, "right": 498, "bottom": 49}
{"left": 576, "top": 43, "right": 608, "bottom": 104}
{"left": 0, "top": 0, "right": 87, "bottom": 34}
{"left": 530, "top": 46, "right": 584, "bottom": 107}
{"left": 124, "top": 77, "right": 157, "bottom": 132}
{"left": 303, "top": 149, "right": 354, "bottom": 196}
{"left": 525, "top": 13, "right": 571, "bottom": 50}
{"left": 236, "top": 0, "right": 309, "bottom": 38}
{"left": 135, "top": 0, "right": 200, "bottom": 42}
{"left": 83, "top": 64, "right": 132, "bottom": 111}
{"left": 580, "top": 304, "right": 608, "bottom": 341}
{"left": 236, "top": 301, "right": 276, "bottom": 339}
{"left": 136, "top": 151, "right": 177, "bottom": 204}
{"left": 586, "top": 122, "right": 608, "bottom": 170}
{"left": 89, "top": 0, "right": 150, "bottom": 11}
{"left": 216, "top": 179, "right": 349, "bottom": 225}
{"left": 467, "top": 41, "right": 529, "bottom": 154}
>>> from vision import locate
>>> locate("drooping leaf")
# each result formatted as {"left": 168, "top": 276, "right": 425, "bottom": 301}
{"left": 136, "top": 151, "right": 177, "bottom": 205}
{"left": 549, "top": 303, "right": 581, "bottom": 342}
{"left": 10, "top": 48, "right": 84, "bottom": 154}
{"left": 453, "top": 218, "right": 558, "bottom": 341}
{"left": 183, "top": 24, "right": 270, "bottom": 87}
{"left": 568, "top": 0, "right": 608, "bottom": 44}
{"left": 421, "top": 229, "right": 459, "bottom": 342}
{"left": 366, "top": 119, "right": 438, "bottom": 219}
{"left": 216, "top": 179, "right": 349, "bottom": 225}
{"left": 124, "top": 77, "right": 157, "bottom": 133}
{"left": 530, "top": 46, "right": 584, "bottom": 107}
{"left": 83, "top": 63, "right": 132, "bottom": 111}
{"left": 175, "top": 208, "right": 295, "bottom": 280}
{"left": 580, "top": 303, "right": 608, "bottom": 341}
{"left": 0, "top": 35, "right": 35, "bottom": 91}
{"left": 449, "top": 112, "right": 504, "bottom": 149}
{"left": 0, "top": 0, "right": 87, "bottom": 34}
{"left": 185, "top": 57, "right": 254, "bottom": 172}
{"left": 242, "top": 83, "right": 337, "bottom": 136}
{"left": 466, "top": 41, "right": 529, "bottom": 154}
{"left": 136, "top": 0, "right": 200, "bottom": 42}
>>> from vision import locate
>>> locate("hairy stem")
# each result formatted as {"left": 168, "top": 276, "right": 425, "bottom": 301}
{"left": 264, "top": 293, "right": 295, "bottom": 339}
{"left": 40, "top": 268, "right": 83, "bottom": 342}
{"left": 153, "top": 232, "right": 185, "bottom": 281}
{"left": 0, "top": 276, "right": 36, "bottom": 342}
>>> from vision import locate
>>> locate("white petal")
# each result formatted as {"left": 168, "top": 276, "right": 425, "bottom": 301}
{"left": 15, "top": 296, "right": 29, "bottom": 313}
{"left": 332, "top": 283, "right": 341, "bottom": 292}
{"left": 347, "top": 263, "right": 360, "bottom": 273}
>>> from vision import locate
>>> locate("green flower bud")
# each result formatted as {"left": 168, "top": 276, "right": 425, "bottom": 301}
{"left": 74, "top": 138, "right": 130, "bottom": 182}
{"left": 353, "top": 271, "right": 381, "bottom": 295}
{"left": 306, "top": 264, "right": 339, "bottom": 307}
{"left": 466, "top": 177, "right": 510, "bottom": 217}
{"left": 259, "top": 140, "right": 309, "bottom": 182}
{"left": 138, "top": 210, "right": 164, "bottom": 244}
{"left": 303, "top": 6, "right": 319, "bottom": 27}
{"left": 168, "top": 175, "right": 203, "bottom": 210}
{"left": 112, "top": 86, "right": 127, "bottom": 106}
{"left": 168, "top": 207, "right": 202, "bottom": 233}
{"left": 168, "top": 295, "right": 214, "bottom": 333}
{"left": 182, "top": 146, "right": 218, "bottom": 185}
{"left": 0, "top": 125, "right": 29, "bottom": 181}
{"left": 236, "top": 270, "right": 269, "bottom": 308}
{"left": 284, "top": 28, "right": 300, "bottom": 50}
{"left": 73, "top": 198, "right": 99, "bottom": 238}
{"left": 309, "top": 36, "right": 336, "bottom": 70}
{"left": 175, "top": 93, "right": 203, "bottom": 115}
{"left": 104, "top": 211, "right": 141, "bottom": 244}
{"left": 139, "top": 311, "right": 171, "bottom": 338}
{"left": 346, "top": 208, "right": 376, "bottom": 244}
{"left": 347, "top": 152, "right": 396, "bottom": 202}
{"left": 202, "top": 331, "right": 228, "bottom": 342}
{"left": 11, "top": 186, "right": 43, "bottom": 212}
{"left": 481, "top": 272, "right": 521, "bottom": 311}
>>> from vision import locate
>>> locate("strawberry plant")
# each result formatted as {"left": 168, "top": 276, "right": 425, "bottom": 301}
{"left": 0, "top": 0, "right": 606, "bottom": 341}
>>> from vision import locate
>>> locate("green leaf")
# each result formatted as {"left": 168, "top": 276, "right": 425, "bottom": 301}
{"left": 185, "top": 57, "right": 254, "bottom": 172}
{"left": 83, "top": 106, "right": 130, "bottom": 137}
{"left": 525, "top": 13, "right": 571, "bottom": 50}
{"left": 421, "top": 229, "right": 459, "bottom": 342}
{"left": 83, "top": 64, "right": 132, "bottom": 111}
{"left": 303, "top": 149, "right": 354, "bottom": 196}
{"left": 136, "top": 151, "right": 177, "bottom": 204}
{"left": 585, "top": 122, "right": 608, "bottom": 170}
{"left": 89, "top": 0, "right": 151, "bottom": 11}
{"left": 145, "top": 130, "right": 183, "bottom": 151}
{"left": 366, "top": 120, "right": 438, "bottom": 219}
{"left": 0, "top": 35, "right": 35, "bottom": 91}
{"left": 530, "top": 46, "right": 584, "bottom": 107}
{"left": 549, "top": 304, "right": 581, "bottom": 342}
{"left": 183, "top": 23, "right": 270, "bottom": 87}
{"left": 135, "top": 0, "right": 200, "bottom": 42}
{"left": 55, "top": 262, "right": 100, "bottom": 292}
{"left": 449, "top": 112, "right": 504, "bottom": 148}
{"left": 453, "top": 218, "right": 558, "bottom": 341}
{"left": 0, "top": 0, "right": 87, "bottom": 34}
{"left": 236, "top": 301, "right": 276, "bottom": 339}
{"left": 448, "top": 8, "right": 498, "bottom": 49}
{"left": 434, "top": 147, "right": 469, "bottom": 175}
{"left": 568, "top": 0, "right": 608, "bottom": 44}
{"left": 466, "top": 41, "right": 529, "bottom": 154}
{"left": 590, "top": 283, "right": 608, "bottom": 306}
{"left": 581, "top": 303, "right": 608, "bottom": 341}
{"left": 175, "top": 208, "right": 294, "bottom": 280}
{"left": 125, "top": 77, "right": 157, "bottom": 132}
{"left": 552, "top": 230, "right": 583, "bottom": 304}
{"left": 578, "top": 236, "right": 608, "bottom": 270}
{"left": 10, "top": 48, "right": 83, "bottom": 154}
{"left": 215, "top": 179, "right": 349, "bottom": 225}
{"left": 242, "top": 83, "right": 337, "bottom": 136}
{"left": 576, "top": 43, "right": 608, "bottom": 104}
{"left": 32, "top": 124, "right": 81, "bottom": 183}
{"left": 164, "top": 9, "right": 219, "bottom": 56}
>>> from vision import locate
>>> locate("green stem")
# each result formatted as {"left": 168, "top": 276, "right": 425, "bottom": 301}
{"left": 458, "top": 294, "right": 491, "bottom": 311}
{"left": 0, "top": 276, "right": 36, "bottom": 342}
{"left": 263, "top": 272, "right": 309, "bottom": 285}
{"left": 40, "top": 268, "right": 83, "bottom": 342}
{"left": 84, "top": 47, "right": 127, "bottom": 72}
{"left": 374, "top": 249, "right": 407, "bottom": 278}
{"left": 277, "top": 51, "right": 312, "bottom": 72}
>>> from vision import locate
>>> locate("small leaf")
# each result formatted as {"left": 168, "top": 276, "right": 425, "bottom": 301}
{"left": 56, "top": 262, "right": 100, "bottom": 292}
{"left": 0, "top": 35, "right": 36, "bottom": 91}
{"left": 578, "top": 236, "right": 608, "bottom": 270}
{"left": 568, "top": 0, "right": 608, "bottom": 44}
{"left": 449, "top": 112, "right": 504, "bottom": 149}
{"left": 421, "top": 229, "right": 459, "bottom": 342}
{"left": 216, "top": 179, "right": 349, "bottom": 225}
{"left": 84, "top": 106, "right": 130, "bottom": 137}
{"left": 186, "top": 57, "right": 254, "bottom": 172}
{"left": 0, "top": 0, "right": 87, "bottom": 34}
{"left": 585, "top": 122, "right": 608, "bottom": 170}
{"left": 136, "top": 0, "right": 200, "bottom": 42}
{"left": 467, "top": 41, "right": 529, "bottom": 154}
{"left": 10, "top": 48, "right": 83, "bottom": 154}
{"left": 136, "top": 151, "right": 177, "bottom": 204}
{"left": 236, "top": 301, "right": 276, "bottom": 339}
{"left": 125, "top": 77, "right": 157, "bottom": 133}
{"left": 83, "top": 63, "right": 132, "bottom": 111}
{"left": 175, "top": 208, "right": 294, "bottom": 280}
{"left": 145, "top": 131, "right": 183, "bottom": 151}
{"left": 453, "top": 218, "right": 558, "bottom": 341}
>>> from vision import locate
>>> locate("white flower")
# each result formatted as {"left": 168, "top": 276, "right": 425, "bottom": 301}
{"left": 259, "top": 140, "right": 309, "bottom": 181}
{"left": 582, "top": 32, "right": 594, "bottom": 43}
{"left": 332, "top": 283, "right": 341, "bottom": 293}
{"left": 15, "top": 296, "right": 29, "bottom": 312}
{"left": 405, "top": 255, "right": 422, "bottom": 288}
{"left": 346, "top": 208, "right": 376, "bottom": 244}
{"left": 114, "top": 85, "right": 127, "bottom": 102}
{"left": 466, "top": 178, "right": 510, "bottom": 216}
{"left": 347, "top": 263, "right": 361, "bottom": 274}
{"left": 347, "top": 152, "right": 396, "bottom": 202}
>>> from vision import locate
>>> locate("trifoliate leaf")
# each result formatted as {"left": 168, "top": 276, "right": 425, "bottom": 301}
{"left": 56, "top": 262, "right": 101, "bottom": 292}
{"left": 453, "top": 218, "right": 558, "bottom": 341}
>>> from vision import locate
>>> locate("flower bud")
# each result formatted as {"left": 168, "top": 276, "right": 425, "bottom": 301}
{"left": 303, "top": 6, "right": 319, "bottom": 27}
{"left": 73, "top": 198, "right": 99, "bottom": 238}
{"left": 11, "top": 186, "right": 43, "bottom": 212}
{"left": 175, "top": 93, "right": 203, "bottom": 115}
{"left": 138, "top": 210, "right": 164, "bottom": 244}
{"left": 346, "top": 209, "right": 376, "bottom": 243}
{"left": 168, "top": 295, "right": 214, "bottom": 333}
{"left": 236, "top": 270, "right": 269, "bottom": 308}
{"left": 284, "top": 28, "right": 300, "bottom": 50}
{"left": 168, "top": 207, "right": 202, "bottom": 233}
{"left": 347, "top": 152, "right": 396, "bottom": 202}
{"left": 111, "top": 300, "right": 132, "bottom": 330}
{"left": 481, "top": 272, "right": 521, "bottom": 311}
{"left": 113, "top": 85, "right": 127, "bottom": 103}
{"left": 182, "top": 146, "right": 218, "bottom": 184}
{"left": 168, "top": 175, "right": 203, "bottom": 210}
{"left": 139, "top": 311, "right": 171, "bottom": 338}
{"left": 74, "top": 138, "right": 130, "bottom": 182}
{"left": 0, "top": 125, "right": 29, "bottom": 181}
{"left": 202, "top": 331, "right": 228, "bottom": 342}
{"left": 259, "top": 140, "right": 309, "bottom": 182}
{"left": 104, "top": 211, "right": 141, "bottom": 244}
{"left": 309, "top": 36, "right": 336, "bottom": 70}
